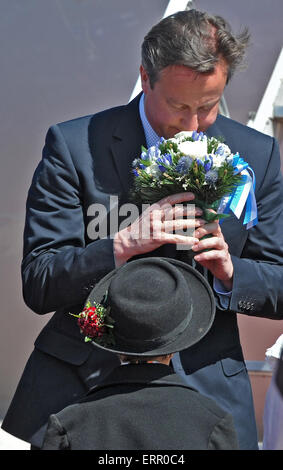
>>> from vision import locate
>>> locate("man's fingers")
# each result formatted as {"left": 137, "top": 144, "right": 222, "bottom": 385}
{"left": 163, "top": 218, "right": 205, "bottom": 233}
{"left": 160, "top": 232, "right": 199, "bottom": 246}
{"left": 159, "top": 192, "right": 195, "bottom": 207}
{"left": 192, "top": 235, "right": 227, "bottom": 252}
{"left": 194, "top": 248, "right": 227, "bottom": 263}
{"left": 194, "top": 221, "right": 220, "bottom": 239}
{"left": 163, "top": 203, "right": 203, "bottom": 220}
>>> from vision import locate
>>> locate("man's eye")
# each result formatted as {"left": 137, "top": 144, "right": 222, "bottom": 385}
{"left": 200, "top": 102, "right": 218, "bottom": 112}
{"left": 170, "top": 103, "right": 186, "bottom": 111}
{"left": 199, "top": 106, "right": 213, "bottom": 113}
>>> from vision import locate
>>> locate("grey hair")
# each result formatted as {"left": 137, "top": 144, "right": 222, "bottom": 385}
{"left": 141, "top": 9, "right": 250, "bottom": 87}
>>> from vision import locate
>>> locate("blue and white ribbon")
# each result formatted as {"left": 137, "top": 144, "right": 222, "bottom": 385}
{"left": 218, "top": 153, "right": 258, "bottom": 229}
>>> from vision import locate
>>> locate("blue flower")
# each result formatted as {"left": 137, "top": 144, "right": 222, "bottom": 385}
{"left": 204, "top": 155, "right": 213, "bottom": 172}
{"left": 147, "top": 146, "right": 161, "bottom": 161}
{"left": 140, "top": 145, "right": 161, "bottom": 161}
{"left": 133, "top": 169, "right": 139, "bottom": 177}
{"left": 215, "top": 145, "right": 225, "bottom": 156}
{"left": 215, "top": 143, "right": 231, "bottom": 158}
{"left": 165, "top": 153, "right": 173, "bottom": 165}
{"left": 205, "top": 169, "right": 218, "bottom": 184}
{"left": 141, "top": 151, "right": 148, "bottom": 160}
{"left": 156, "top": 153, "right": 172, "bottom": 172}
{"left": 192, "top": 131, "right": 204, "bottom": 141}
{"left": 175, "top": 156, "right": 193, "bottom": 174}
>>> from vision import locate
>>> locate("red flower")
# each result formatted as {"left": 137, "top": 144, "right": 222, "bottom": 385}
{"left": 77, "top": 306, "right": 106, "bottom": 339}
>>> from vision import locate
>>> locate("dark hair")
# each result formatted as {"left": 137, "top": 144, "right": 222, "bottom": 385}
{"left": 141, "top": 9, "right": 250, "bottom": 87}
{"left": 119, "top": 354, "right": 171, "bottom": 364}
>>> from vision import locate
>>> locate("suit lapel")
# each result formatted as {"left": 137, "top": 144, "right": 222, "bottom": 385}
{"left": 111, "top": 93, "right": 146, "bottom": 196}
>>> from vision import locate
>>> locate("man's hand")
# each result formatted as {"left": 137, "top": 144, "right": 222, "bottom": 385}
{"left": 192, "top": 219, "right": 234, "bottom": 291}
{"left": 114, "top": 192, "right": 202, "bottom": 266}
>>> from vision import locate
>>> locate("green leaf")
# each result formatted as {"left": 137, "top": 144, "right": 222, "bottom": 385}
{"left": 203, "top": 210, "right": 219, "bottom": 222}
{"left": 69, "top": 312, "right": 80, "bottom": 318}
{"left": 216, "top": 213, "right": 231, "bottom": 220}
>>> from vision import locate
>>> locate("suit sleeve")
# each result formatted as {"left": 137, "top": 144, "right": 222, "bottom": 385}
{"left": 41, "top": 414, "right": 70, "bottom": 450}
{"left": 208, "top": 414, "right": 239, "bottom": 450}
{"left": 229, "top": 137, "right": 283, "bottom": 319}
{"left": 21, "top": 124, "right": 116, "bottom": 314}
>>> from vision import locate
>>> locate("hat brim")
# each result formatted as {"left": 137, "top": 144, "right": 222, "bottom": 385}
{"left": 86, "top": 257, "right": 215, "bottom": 356}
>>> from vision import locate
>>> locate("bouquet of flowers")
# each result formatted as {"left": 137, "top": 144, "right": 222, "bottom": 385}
{"left": 70, "top": 297, "right": 115, "bottom": 346}
{"left": 131, "top": 130, "right": 257, "bottom": 227}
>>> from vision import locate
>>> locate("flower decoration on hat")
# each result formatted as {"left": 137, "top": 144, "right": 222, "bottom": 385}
{"left": 70, "top": 294, "right": 115, "bottom": 347}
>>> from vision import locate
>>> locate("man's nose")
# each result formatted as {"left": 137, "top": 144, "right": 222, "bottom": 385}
{"left": 180, "top": 112, "right": 199, "bottom": 131}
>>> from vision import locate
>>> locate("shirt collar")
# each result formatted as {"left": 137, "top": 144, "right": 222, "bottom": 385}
{"left": 139, "top": 93, "right": 160, "bottom": 148}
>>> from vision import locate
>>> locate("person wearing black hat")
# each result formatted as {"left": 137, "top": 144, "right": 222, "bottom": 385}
{"left": 41, "top": 257, "right": 238, "bottom": 450}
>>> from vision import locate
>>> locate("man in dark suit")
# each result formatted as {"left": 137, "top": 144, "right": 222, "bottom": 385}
{"left": 2, "top": 10, "right": 283, "bottom": 450}
{"left": 41, "top": 257, "right": 238, "bottom": 450}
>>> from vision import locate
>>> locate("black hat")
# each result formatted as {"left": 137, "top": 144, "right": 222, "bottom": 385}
{"left": 83, "top": 257, "right": 215, "bottom": 356}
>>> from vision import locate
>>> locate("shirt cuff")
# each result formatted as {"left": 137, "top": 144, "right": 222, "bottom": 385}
{"left": 213, "top": 277, "right": 232, "bottom": 296}
{"left": 213, "top": 277, "right": 232, "bottom": 309}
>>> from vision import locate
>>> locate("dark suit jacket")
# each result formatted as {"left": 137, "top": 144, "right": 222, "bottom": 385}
{"left": 3, "top": 93, "right": 283, "bottom": 449}
{"left": 41, "top": 363, "right": 239, "bottom": 450}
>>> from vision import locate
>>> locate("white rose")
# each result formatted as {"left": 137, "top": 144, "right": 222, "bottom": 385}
{"left": 178, "top": 140, "right": 208, "bottom": 159}
{"left": 212, "top": 154, "right": 226, "bottom": 168}
{"left": 167, "top": 138, "right": 179, "bottom": 145}
{"left": 145, "top": 163, "right": 162, "bottom": 178}
{"left": 174, "top": 131, "right": 193, "bottom": 141}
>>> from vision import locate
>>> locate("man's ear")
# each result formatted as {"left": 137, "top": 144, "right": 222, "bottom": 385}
{"left": 140, "top": 65, "right": 150, "bottom": 94}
